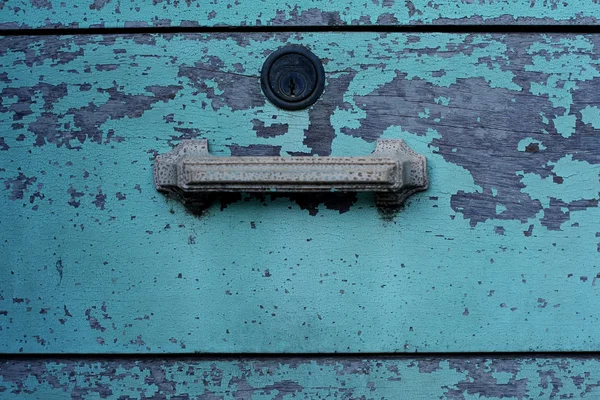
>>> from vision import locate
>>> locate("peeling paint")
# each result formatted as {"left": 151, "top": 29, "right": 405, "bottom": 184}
{"left": 0, "top": 357, "right": 600, "bottom": 399}
{"left": 1, "top": 33, "right": 599, "bottom": 354}
{"left": 2, "top": 1, "right": 600, "bottom": 29}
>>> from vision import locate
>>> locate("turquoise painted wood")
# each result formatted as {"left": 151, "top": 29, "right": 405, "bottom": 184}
{"left": 2, "top": 356, "right": 600, "bottom": 399}
{"left": 1, "top": 33, "right": 600, "bottom": 354}
{"left": 1, "top": 0, "right": 600, "bottom": 29}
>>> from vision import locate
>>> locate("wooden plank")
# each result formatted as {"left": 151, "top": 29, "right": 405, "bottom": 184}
{"left": 1, "top": 33, "right": 599, "bottom": 354}
{"left": 1, "top": 1, "right": 600, "bottom": 30}
{"left": 1, "top": 356, "right": 600, "bottom": 398}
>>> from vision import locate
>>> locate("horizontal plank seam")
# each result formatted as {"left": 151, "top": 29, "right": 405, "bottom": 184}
{"left": 3, "top": 352, "right": 600, "bottom": 361}
{"left": 2, "top": 25, "right": 600, "bottom": 36}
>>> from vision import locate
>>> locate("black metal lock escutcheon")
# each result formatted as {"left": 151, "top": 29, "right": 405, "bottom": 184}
{"left": 261, "top": 45, "right": 325, "bottom": 111}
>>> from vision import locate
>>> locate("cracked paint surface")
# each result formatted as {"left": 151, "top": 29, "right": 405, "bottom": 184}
{"left": 1, "top": 1, "right": 600, "bottom": 29}
{"left": 1, "top": 357, "right": 600, "bottom": 399}
{"left": 1, "top": 33, "right": 600, "bottom": 353}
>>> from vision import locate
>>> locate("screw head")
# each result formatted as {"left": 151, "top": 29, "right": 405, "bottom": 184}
{"left": 261, "top": 45, "right": 325, "bottom": 111}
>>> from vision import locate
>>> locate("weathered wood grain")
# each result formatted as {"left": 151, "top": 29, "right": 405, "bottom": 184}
{"left": 2, "top": 356, "right": 600, "bottom": 399}
{"left": 1, "top": 1, "right": 600, "bottom": 30}
{"left": 1, "top": 33, "right": 600, "bottom": 353}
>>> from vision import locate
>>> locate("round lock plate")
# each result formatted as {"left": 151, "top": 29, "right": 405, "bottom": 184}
{"left": 260, "top": 45, "right": 325, "bottom": 111}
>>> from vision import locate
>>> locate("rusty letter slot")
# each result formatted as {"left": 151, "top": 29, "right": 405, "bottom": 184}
{"left": 154, "top": 139, "right": 428, "bottom": 209}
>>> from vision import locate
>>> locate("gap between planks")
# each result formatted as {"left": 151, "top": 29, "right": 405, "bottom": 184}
{"left": 2, "top": 24, "right": 600, "bottom": 36}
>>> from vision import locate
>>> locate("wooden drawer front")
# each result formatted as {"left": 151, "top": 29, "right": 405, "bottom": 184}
{"left": 2, "top": 356, "right": 600, "bottom": 398}
{"left": 1, "top": 33, "right": 599, "bottom": 354}
{"left": 1, "top": 1, "right": 600, "bottom": 29}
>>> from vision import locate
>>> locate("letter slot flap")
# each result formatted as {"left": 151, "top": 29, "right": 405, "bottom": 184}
{"left": 154, "top": 139, "right": 428, "bottom": 208}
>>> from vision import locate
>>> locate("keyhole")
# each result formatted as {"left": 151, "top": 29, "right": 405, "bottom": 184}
{"left": 277, "top": 72, "right": 307, "bottom": 100}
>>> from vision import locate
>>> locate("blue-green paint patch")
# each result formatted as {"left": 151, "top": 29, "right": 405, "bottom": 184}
{"left": 520, "top": 155, "right": 600, "bottom": 209}
{"left": 418, "top": 108, "right": 430, "bottom": 119}
{"left": 581, "top": 105, "right": 600, "bottom": 129}
{"left": 517, "top": 138, "right": 547, "bottom": 152}
{"left": 434, "top": 96, "right": 450, "bottom": 106}
{"left": 553, "top": 114, "right": 577, "bottom": 138}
